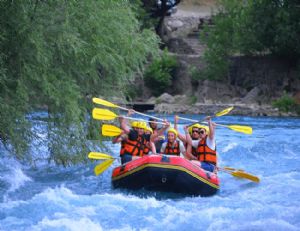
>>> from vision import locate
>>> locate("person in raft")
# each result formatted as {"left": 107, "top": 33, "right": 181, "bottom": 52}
{"left": 184, "top": 123, "right": 203, "bottom": 159}
{"left": 185, "top": 116, "right": 217, "bottom": 172}
{"left": 119, "top": 110, "right": 169, "bottom": 164}
{"left": 160, "top": 128, "right": 186, "bottom": 157}
{"left": 148, "top": 118, "right": 165, "bottom": 153}
{"left": 143, "top": 126, "right": 157, "bottom": 155}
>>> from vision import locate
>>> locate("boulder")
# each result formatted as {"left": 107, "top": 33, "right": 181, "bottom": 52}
{"left": 157, "top": 93, "right": 175, "bottom": 104}
{"left": 195, "top": 80, "right": 243, "bottom": 103}
{"left": 241, "top": 87, "right": 261, "bottom": 104}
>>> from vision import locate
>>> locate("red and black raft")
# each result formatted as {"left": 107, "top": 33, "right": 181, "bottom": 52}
{"left": 112, "top": 154, "right": 219, "bottom": 196}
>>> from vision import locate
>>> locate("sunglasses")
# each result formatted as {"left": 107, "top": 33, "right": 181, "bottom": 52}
{"left": 193, "top": 130, "right": 205, "bottom": 134}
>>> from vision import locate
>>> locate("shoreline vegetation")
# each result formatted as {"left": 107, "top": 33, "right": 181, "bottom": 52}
{"left": 1, "top": 0, "right": 299, "bottom": 165}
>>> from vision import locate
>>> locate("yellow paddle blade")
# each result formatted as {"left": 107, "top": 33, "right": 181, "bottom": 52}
{"left": 231, "top": 171, "right": 260, "bottom": 183}
{"left": 93, "top": 97, "right": 118, "bottom": 108}
{"left": 92, "top": 108, "right": 118, "bottom": 120}
{"left": 215, "top": 106, "right": 234, "bottom": 117}
{"left": 227, "top": 125, "right": 253, "bottom": 135}
{"left": 102, "top": 124, "right": 122, "bottom": 137}
{"left": 88, "top": 152, "right": 113, "bottom": 160}
{"left": 94, "top": 159, "right": 114, "bottom": 176}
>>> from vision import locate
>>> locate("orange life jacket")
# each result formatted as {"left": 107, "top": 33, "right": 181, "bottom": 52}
{"left": 123, "top": 135, "right": 147, "bottom": 157}
{"left": 120, "top": 140, "right": 126, "bottom": 155}
{"left": 164, "top": 140, "right": 181, "bottom": 156}
{"left": 195, "top": 137, "right": 217, "bottom": 165}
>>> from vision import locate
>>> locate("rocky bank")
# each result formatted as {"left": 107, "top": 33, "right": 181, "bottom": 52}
{"left": 137, "top": 0, "right": 300, "bottom": 116}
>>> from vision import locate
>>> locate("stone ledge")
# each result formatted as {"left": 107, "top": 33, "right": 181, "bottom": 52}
{"left": 154, "top": 103, "right": 298, "bottom": 117}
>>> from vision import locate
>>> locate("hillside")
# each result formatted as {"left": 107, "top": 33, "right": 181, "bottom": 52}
{"left": 136, "top": 0, "right": 300, "bottom": 116}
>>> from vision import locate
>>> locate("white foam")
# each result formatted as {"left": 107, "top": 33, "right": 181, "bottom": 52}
{"left": 221, "top": 142, "right": 238, "bottom": 153}
{"left": 0, "top": 167, "right": 32, "bottom": 193}
{"left": 31, "top": 217, "right": 104, "bottom": 231}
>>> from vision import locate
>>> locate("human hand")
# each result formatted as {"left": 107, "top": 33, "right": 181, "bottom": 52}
{"left": 204, "top": 116, "right": 212, "bottom": 121}
{"left": 127, "top": 109, "right": 135, "bottom": 116}
{"left": 174, "top": 115, "right": 178, "bottom": 123}
{"left": 184, "top": 125, "right": 188, "bottom": 132}
{"left": 163, "top": 120, "right": 170, "bottom": 128}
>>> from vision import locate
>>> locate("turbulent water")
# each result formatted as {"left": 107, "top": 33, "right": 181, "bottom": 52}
{"left": 1, "top": 115, "right": 300, "bottom": 231}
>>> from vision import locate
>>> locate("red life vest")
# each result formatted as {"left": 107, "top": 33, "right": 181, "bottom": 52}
{"left": 195, "top": 137, "right": 217, "bottom": 165}
{"left": 123, "top": 135, "right": 147, "bottom": 157}
{"left": 164, "top": 140, "right": 181, "bottom": 156}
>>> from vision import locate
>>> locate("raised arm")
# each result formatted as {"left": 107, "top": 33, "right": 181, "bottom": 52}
{"left": 151, "top": 120, "right": 169, "bottom": 142}
{"left": 184, "top": 125, "right": 193, "bottom": 146}
{"left": 119, "top": 109, "right": 135, "bottom": 134}
{"left": 150, "top": 141, "right": 157, "bottom": 154}
{"left": 206, "top": 116, "right": 216, "bottom": 140}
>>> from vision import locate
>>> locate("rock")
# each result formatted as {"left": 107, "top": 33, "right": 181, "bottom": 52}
{"left": 147, "top": 97, "right": 156, "bottom": 104}
{"left": 195, "top": 80, "right": 243, "bottom": 104}
{"left": 157, "top": 93, "right": 175, "bottom": 104}
{"left": 241, "top": 87, "right": 261, "bottom": 104}
{"left": 167, "top": 20, "right": 184, "bottom": 31}
{"left": 173, "top": 94, "right": 190, "bottom": 104}
{"left": 154, "top": 103, "right": 191, "bottom": 114}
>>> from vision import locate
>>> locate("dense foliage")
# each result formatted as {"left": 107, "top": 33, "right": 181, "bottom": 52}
{"left": 201, "top": 0, "right": 300, "bottom": 80}
{"left": 272, "top": 93, "right": 300, "bottom": 114}
{"left": 0, "top": 0, "right": 160, "bottom": 165}
{"left": 144, "top": 49, "right": 177, "bottom": 96}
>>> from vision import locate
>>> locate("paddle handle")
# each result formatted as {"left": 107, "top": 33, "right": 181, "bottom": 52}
{"left": 176, "top": 116, "right": 197, "bottom": 123}
{"left": 120, "top": 106, "right": 164, "bottom": 122}
{"left": 121, "top": 116, "right": 166, "bottom": 125}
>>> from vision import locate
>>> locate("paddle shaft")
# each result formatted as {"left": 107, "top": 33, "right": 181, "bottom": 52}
{"left": 93, "top": 97, "right": 163, "bottom": 121}
{"left": 121, "top": 116, "right": 166, "bottom": 125}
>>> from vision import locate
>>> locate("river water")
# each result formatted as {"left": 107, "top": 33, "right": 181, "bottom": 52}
{"left": 0, "top": 115, "right": 300, "bottom": 231}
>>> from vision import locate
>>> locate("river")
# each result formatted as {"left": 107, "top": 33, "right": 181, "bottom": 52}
{"left": 0, "top": 115, "right": 300, "bottom": 231}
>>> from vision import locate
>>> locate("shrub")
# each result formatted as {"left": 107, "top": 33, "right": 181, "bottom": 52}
{"left": 144, "top": 49, "right": 177, "bottom": 96}
{"left": 272, "top": 93, "right": 300, "bottom": 114}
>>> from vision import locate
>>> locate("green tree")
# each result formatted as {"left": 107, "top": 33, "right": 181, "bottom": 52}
{"left": 0, "top": 0, "right": 159, "bottom": 165}
{"left": 201, "top": 0, "right": 300, "bottom": 80}
{"left": 144, "top": 49, "right": 177, "bottom": 96}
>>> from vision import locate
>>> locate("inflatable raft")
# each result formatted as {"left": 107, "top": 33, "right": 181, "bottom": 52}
{"left": 112, "top": 154, "right": 219, "bottom": 196}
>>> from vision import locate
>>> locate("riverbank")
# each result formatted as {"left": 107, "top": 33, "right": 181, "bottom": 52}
{"left": 151, "top": 93, "right": 295, "bottom": 116}
{"left": 153, "top": 102, "right": 298, "bottom": 117}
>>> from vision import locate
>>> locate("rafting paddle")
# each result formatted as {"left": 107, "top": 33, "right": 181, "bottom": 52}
{"left": 88, "top": 152, "right": 114, "bottom": 160}
{"left": 92, "top": 97, "right": 163, "bottom": 121}
{"left": 102, "top": 124, "right": 123, "bottom": 137}
{"left": 88, "top": 152, "right": 115, "bottom": 176}
{"left": 92, "top": 108, "right": 166, "bottom": 125}
{"left": 176, "top": 114, "right": 252, "bottom": 135}
{"left": 94, "top": 159, "right": 114, "bottom": 176}
{"left": 214, "top": 124, "right": 252, "bottom": 135}
{"left": 217, "top": 167, "right": 260, "bottom": 183}
{"left": 215, "top": 106, "right": 234, "bottom": 117}
{"left": 176, "top": 106, "right": 234, "bottom": 123}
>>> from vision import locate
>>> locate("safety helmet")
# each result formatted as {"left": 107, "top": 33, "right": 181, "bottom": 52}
{"left": 136, "top": 121, "right": 147, "bottom": 129}
{"left": 131, "top": 121, "right": 139, "bottom": 128}
{"left": 144, "top": 126, "right": 153, "bottom": 134}
{"left": 167, "top": 128, "right": 178, "bottom": 137}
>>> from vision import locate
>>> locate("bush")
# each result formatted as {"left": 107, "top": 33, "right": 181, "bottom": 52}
{"left": 144, "top": 49, "right": 177, "bottom": 96}
{"left": 272, "top": 93, "right": 300, "bottom": 114}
